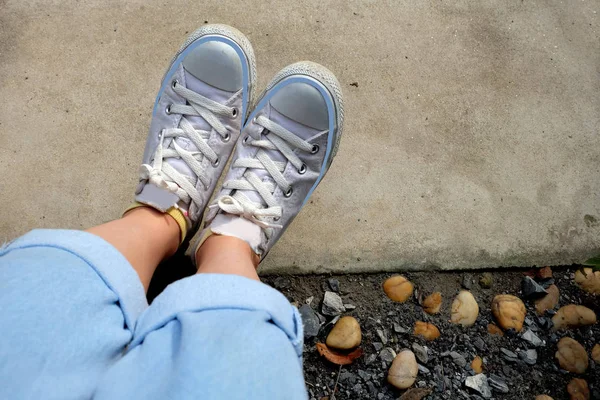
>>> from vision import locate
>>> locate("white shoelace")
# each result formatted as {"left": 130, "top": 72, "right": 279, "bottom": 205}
{"left": 213, "top": 115, "right": 316, "bottom": 234}
{"left": 140, "top": 81, "right": 236, "bottom": 218}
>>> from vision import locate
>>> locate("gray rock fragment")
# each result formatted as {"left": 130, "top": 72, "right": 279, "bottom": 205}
{"left": 322, "top": 291, "right": 345, "bottom": 316}
{"left": 518, "top": 349, "right": 537, "bottom": 365}
{"left": 488, "top": 374, "right": 509, "bottom": 393}
{"left": 298, "top": 304, "right": 320, "bottom": 338}
{"left": 379, "top": 347, "right": 396, "bottom": 363}
{"left": 522, "top": 329, "right": 543, "bottom": 347}
{"left": 412, "top": 343, "right": 429, "bottom": 363}
{"left": 450, "top": 351, "right": 467, "bottom": 367}
{"left": 465, "top": 374, "right": 492, "bottom": 398}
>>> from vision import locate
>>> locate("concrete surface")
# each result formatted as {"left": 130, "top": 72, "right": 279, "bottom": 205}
{"left": 1, "top": 0, "right": 599, "bottom": 273}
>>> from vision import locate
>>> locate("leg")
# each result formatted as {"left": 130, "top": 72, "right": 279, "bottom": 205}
{"left": 94, "top": 237, "right": 306, "bottom": 400}
{"left": 0, "top": 229, "right": 147, "bottom": 400}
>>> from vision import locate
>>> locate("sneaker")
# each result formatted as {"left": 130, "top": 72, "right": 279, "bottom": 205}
{"left": 134, "top": 24, "right": 256, "bottom": 235}
{"left": 196, "top": 61, "right": 344, "bottom": 259}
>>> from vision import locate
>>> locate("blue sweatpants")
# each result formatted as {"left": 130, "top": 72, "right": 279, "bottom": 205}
{"left": 0, "top": 230, "right": 306, "bottom": 400}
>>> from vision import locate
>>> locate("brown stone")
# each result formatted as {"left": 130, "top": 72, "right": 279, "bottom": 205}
{"left": 471, "top": 356, "right": 483, "bottom": 374}
{"left": 491, "top": 294, "right": 526, "bottom": 332}
{"left": 326, "top": 316, "right": 362, "bottom": 350}
{"left": 556, "top": 337, "right": 588, "bottom": 373}
{"left": 487, "top": 324, "right": 504, "bottom": 336}
{"left": 387, "top": 349, "right": 418, "bottom": 389}
{"left": 537, "top": 266, "right": 553, "bottom": 279}
{"left": 413, "top": 321, "right": 441, "bottom": 341}
{"left": 591, "top": 344, "right": 600, "bottom": 363}
{"left": 567, "top": 378, "right": 589, "bottom": 400}
{"left": 552, "top": 305, "right": 597, "bottom": 331}
{"left": 534, "top": 284, "right": 559, "bottom": 315}
{"left": 574, "top": 267, "right": 600, "bottom": 295}
{"left": 383, "top": 275, "right": 414, "bottom": 303}
{"left": 422, "top": 292, "right": 442, "bottom": 314}
{"left": 535, "top": 396, "right": 554, "bottom": 400}
{"left": 450, "top": 290, "right": 479, "bottom": 327}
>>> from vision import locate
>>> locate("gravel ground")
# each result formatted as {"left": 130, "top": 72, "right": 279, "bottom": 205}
{"left": 262, "top": 267, "right": 599, "bottom": 400}
{"left": 148, "top": 257, "right": 599, "bottom": 400}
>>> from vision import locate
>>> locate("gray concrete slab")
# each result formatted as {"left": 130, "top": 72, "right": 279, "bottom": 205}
{"left": 1, "top": 0, "right": 599, "bottom": 273}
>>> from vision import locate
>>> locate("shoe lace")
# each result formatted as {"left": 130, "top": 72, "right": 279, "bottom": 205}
{"left": 212, "top": 115, "right": 315, "bottom": 235}
{"left": 139, "top": 81, "right": 236, "bottom": 218}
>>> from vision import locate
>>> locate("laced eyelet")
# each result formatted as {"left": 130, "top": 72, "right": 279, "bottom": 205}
{"left": 284, "top": 187, "right": 293, "bottom": 198}
{"left": 252, "top": 116, "right": 258, "bottom": 124}
{"left": 310, "top": 144, "right": 319, "bottom": 154}
{"left": 273, "top": 216, "right": 280, "bottom": 222}
{"left": 242, "top": 136, "right": 250, "bottom": 145}
{"left": 165, "top": 104, "right": 173, "bottom": 115}
{"left": 171, "top": 79, "right": 178, "bottom": 90}
{"left": 231, "top": 108, "right": 238, "bottom": 118}
{"left": 298, "top": 164, "right": 307, "bottom": 174}
{"left": 222, "top": 133, "right": 231, "bottom": 142}
{"left": 212, "top": 158, "right": 220, "bottom": 167}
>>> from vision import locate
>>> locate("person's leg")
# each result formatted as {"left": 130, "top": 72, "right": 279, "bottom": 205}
{"left": 0, "top": 228, "right": 147, "bottom": 400}
{"left": 94, "top": 235, "right": 305, "bottom": 400}
{"left": 95, "top": 61, "right": 343, "bottom": 400}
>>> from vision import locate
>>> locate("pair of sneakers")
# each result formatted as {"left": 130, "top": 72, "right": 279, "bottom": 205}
{"left": 133, "top": 24, "right": 344, "bottom": 263}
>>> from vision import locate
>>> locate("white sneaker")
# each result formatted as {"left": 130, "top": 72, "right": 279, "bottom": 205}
{"left": 196, "top": 62, "right": 344, "bottom": 259}
{"left": 134, "top": 24, "right": 256, "bottom": 234}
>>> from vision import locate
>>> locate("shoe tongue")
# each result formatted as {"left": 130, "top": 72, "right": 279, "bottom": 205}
{"left": 238, "top": 105, "right": 320, "bottom": 206}
{"left": 167, "top": 69, "right": 235, "bottom": 181}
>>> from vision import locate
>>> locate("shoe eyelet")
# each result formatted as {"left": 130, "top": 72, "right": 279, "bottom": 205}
{"left": 273, "top": 216, "right": 280, "bottom": 222}
{"left": 212, "top": 158, "right": 220, "bottom": 167}
{"left": 298, "top": 164, "right": 307, "bottom": 174}
{"left": 171, "top": 79, "right": 178, "bottom": 90}
{"left": 165, "top": 104, "right": 173, "bottom": 115}
{"left": 284, "top": 187, "right": 293, "bottom": 198}
{"left": 231, "top": 108, "right": 238, "bottom": 118}
{"left": 310, "top": 144, "right": 319, "bottom": 154}
{"left": 222, "top": 133, "right": 231, "bottom": 142}
{"left": 252, "top": 116, "right": 258, "bottom": 124}
{"left": 242, "top": 136, "right": 250, "bottom": 145}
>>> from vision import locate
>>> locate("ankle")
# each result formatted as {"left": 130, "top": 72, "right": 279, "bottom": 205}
{"left": 196, "top": 234, "right": 260, "bottom": 281}
{"left": 122, "top": 207, "right": 180, "bottom": 259}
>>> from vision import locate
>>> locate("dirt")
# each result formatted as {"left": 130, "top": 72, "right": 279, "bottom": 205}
{"left": 262, "top": 267, "right": 599, "bottom": 400}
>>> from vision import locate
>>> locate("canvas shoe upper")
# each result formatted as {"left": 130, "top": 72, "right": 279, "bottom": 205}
{"left": 198, "top": 62, "right": 344, "bottom": 259}
{"left": 134, "top": 24, "right": 256, "bottom": 233}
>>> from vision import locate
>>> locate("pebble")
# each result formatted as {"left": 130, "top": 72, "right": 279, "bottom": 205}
{"left": 451, "top": 290, "right": 479, "bottom": 326}
{"left": 423, "top": 292, "right": 442, "bottom": 314}
{"left": 488, "top": 374, "right": 509, "bottom": 394}
{"left": 471, "top": 356, "right": 484, "bottom": 373}
{"left": 394, "top": 322, "right": 409, "bottom": 334}
{"left": 387, "top": 349, "right": 418, "bottom": 389}
{"left": 383, "top": 275, "right": 414, "bottom": 303}
{"left": 474, "top": 337, "right": 487, "bottom": 352}
{"left": 373, "top": 342, "right": 383, "bottom": 352}
{"left": 344, "top": 303, "right": 356, "bottom": 310}
{"left": 357, "top": 369, "right": 371, "bottom": 381}
{"left": 479, "top": 272, "right": 493, "bottom": 289}
{"left": 487, "top": 324, "right": 504, "bottom": 336}
{"left": 537, "top": 266, "right": 553, "bottom": 279}
{"left": 521, "top": 276, "right": 548, "bottom": 299}
{"left": 328, "top": 278, "right": 340, "bottom": 292}
{"left": 567, "top": 378, "right": 589, "bottom": 400}
{"left": 273, "top": 276, "right": 291, "bottom": 289}
{"left": 412, "top": 343, "right": 429, "bottom": 363}
{"left": 462, "top": 274, "right": 473, "bottom": 289}
{"left": 326, "top": 316, "right": 361, "bottom": 350}
{"left": 574, "top": 267, "right": 600, "bottom": 295}
{"left": 535, "top": 395, "right": 554, "bottom": 400}
{"left": 299, "top": 304, "right": 321, "bottom": 338}
{"left": 365, "top": 354, "right": 377, "bottom": 365}
{"left": 418, "top": 364, "right": 430, "bottom": 374}
{"left": 339, "top": 371, "right": 357, "bottom": 384}
{"left": 465, "top": 374, "right": 492, "bottom": 398}
{"left": 322, "top": 291, "right": 345, "bottom": 316}
{"left": 592, "top": 344, "right": 600, "bottom": 363}
{"left": 522, "top": 329, "right": 544, "bottom": 347}
{"left": 380, "top": 347, "right": 396, "bottom": 363}
{"left": 556, "top": 337, "right": 588, "bottom": 373}
{"left": 518, "top": 349, "right": 538, "bottom": 365}
{"left": 413, "top": 321, "right": 441, "bottom": 341}
{"left": 376, "top": 328, "right": 388, "bottom": 345}
{"left": 492, "top": 294, "right": 526, "bottom": 332}
{"left": 500, "top": 348, "right": 519, "bottom": 362}
{"left": 552, "top": 304, "right": 597, "bottom": 331}
{"left": 450, "top": 351, "right": 467, "bottom": 367}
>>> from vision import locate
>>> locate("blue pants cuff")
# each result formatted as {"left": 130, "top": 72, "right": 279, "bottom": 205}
{"left": 2, "top": 229, "right": 147, "bottom": 330}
